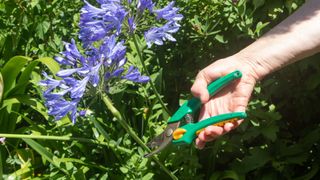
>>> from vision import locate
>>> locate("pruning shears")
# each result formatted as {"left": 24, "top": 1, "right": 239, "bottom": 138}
{"left": 144, "top": 70, "right": 247, "bottom": 157}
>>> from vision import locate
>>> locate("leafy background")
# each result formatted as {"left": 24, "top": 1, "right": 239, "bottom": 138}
{"left": 1, "top": 0, "right": 320, "bottom": 179}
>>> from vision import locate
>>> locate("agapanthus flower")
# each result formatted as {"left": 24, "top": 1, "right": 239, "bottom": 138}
{"left": 80, "top": 0, "right": 127, "bottom": 46}
{"left": 41, "top": 0, "right": 183, "bottom": 123}
{"left": 123, "top": 66, "right": 150, "bottom": 83}
{"left": 137, "top": 0, "right": 154, "bottom": 12}
{"left": 39, "top": 72, "right": 79, "bottom": 123}
{"left": 79, "top": 0, "right": 182, "bottom": 48}
{"left": 153, "top": 1, "right": 183, "bottom": 21}
{"left": 97, "top": 0, "right": 120, "bottom": 4}
{"left": 128, "top": 17, "right": 136, "bottom": 33}
{"left": 40, "top": 37, "right": 149, "bottom": 123}
{"left": 144, "top": 1, "right": 183, "bottom": 47}
{"left": 144, "top": 21, "right": 180, "bottom": 47}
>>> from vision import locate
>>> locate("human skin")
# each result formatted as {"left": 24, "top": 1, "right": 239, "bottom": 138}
{"left": 191, "top": 0, "right": 320, "bottom": 149}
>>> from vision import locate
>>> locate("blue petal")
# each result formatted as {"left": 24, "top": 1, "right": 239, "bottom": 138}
{"left": 122, "top": 66, "right": 150, "bottom": 83}
{"left": 153, "top": 2, "right": 183, "bottom": 21}
{"left": 137, "top": 0, "right": 154, "bottom": 12}
{"left": 56, "top": 68, "right": 79, "bottom": 77}
{"left": 70, "top": 76, "right": 90, "bottom": 99}
{"left": 111, "top": 68, "right": 124, "bottom": 77}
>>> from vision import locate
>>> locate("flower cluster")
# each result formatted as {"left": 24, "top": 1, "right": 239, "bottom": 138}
{"left": 40, "top": 0, "right": 182, "bottom": 123}
{"left": 79, "top": 0, "right": 183, "bottom": 47}
{"left": 144, "top": 1, "right": 183, "bottom": 47}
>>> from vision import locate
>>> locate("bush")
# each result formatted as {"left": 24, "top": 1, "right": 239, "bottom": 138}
{"left": 1, "top": 0, "right": 320, "bottom": 179}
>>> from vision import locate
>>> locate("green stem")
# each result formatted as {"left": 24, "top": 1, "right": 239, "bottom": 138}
{"left": 0, "top": 133, "right": 131, "bottom": 154}
{"left": 101, "top": 93, "right": 177, "bottom": 180}
{"left": 132, "top": 35, "right": 171, "bottom": 115}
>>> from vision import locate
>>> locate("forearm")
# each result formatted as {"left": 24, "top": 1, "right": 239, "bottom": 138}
{"left": 237, "top": 0, "right": 320, "bottom": 80}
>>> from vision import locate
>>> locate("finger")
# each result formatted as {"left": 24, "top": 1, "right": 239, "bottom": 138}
{"left": 191, "top": 69, "right": 222, "bottom": 103}
{"left": 191, "top": 76, "right": 210, "bottom": 103}
{"left": 195, "top": 138, "right": 206, "bottom": 149}
{"left": 197, "top": 125, "right": 224, "bottom": 143}
{"left": 223, "top": 122, "right": 235, "bottom": 132}
{"left": 234, "top": 119, "right": 243, "bottom": 126}
{"left": 198, "top": 131, "right": 207, "bottom": 142}
{"left": 205, "top": 125, "right": 224, "bottom": 138}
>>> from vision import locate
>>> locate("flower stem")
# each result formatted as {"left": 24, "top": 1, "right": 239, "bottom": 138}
{"left": 101, "top": 93, "right": 177, "bottom": 180}
{"left": 132, "top": 34, "right": 171, "bottom": 115}
{"left": 0, "top": 133, "right": 131, "bottom": 154}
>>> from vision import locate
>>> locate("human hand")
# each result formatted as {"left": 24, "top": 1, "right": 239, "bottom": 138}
{"left": 191, "top": 55, "right": 259, "bottom": 149}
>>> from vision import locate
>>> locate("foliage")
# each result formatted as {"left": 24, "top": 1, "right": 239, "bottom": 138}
{"left": 0, "top": 0, "right": 81, "bottom": 60}
{"left": 1, "top": 0, "right": 320, "bottom": 179}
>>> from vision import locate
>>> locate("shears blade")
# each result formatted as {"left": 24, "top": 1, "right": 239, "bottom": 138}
{"left": 144, "top": 122, "right": 180, "bottom": 157}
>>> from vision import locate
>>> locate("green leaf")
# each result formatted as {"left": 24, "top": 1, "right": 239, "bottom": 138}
{"left": 22, "top": 138, "right": 68, "bottom": 175}
{"left": 255, "top": 22, "right": 269, "bottom": 36}
{"left": 232, "top": 147, "right": 271, "bottom": 174}
{"left": 260, "top": 124, "right": 279, "bottom": 141}
{"left": 36, "top": 21, "right": 50, "bottom": 40}
{"left": 215, "top": 34, "right": 226, "bottom": 43}
{"left": 8, "top": 165, "right": 32, "bottom": 179}
{"left": 37, "top": 57, "right": 60, "bottom": 76}
{"left": 91, "top": 117, "right": 111, "bottom": 141}
{"left": 120, "top": 166, "right": 128, "bottom": 173}
{"left": 11, "top": 111, "right": 46, "bottom": 133}
{"left": 142, "top": 173, "right": 154, "bottom": 180}
{"left": 59, "top": 158, "right": 108, "bottom": 171}
{"left": 30, "top": 0, "right": 39, "bottom": 8}
{"left": 1, "top": 95, "right": 48, "bottom": 119}
{"left": 18, "top": 61, "right": 39, "bottom": 85}
{"left": 1, "top": 56, "right": 31, "bottom": 98}
{"left": 219, "top": 170, "right": 239, "bottom": 180}
{"left": 72, "top": 168, "right": 86, "bottom": 180}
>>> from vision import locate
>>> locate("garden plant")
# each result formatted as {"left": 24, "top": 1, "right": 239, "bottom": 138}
{"left": 1, "top": 0, "right": 320, "bottom": 179}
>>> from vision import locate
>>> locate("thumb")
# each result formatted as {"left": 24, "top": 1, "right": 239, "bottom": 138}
{"left": 191, "top": 69, "right": 223, "bottom": 103}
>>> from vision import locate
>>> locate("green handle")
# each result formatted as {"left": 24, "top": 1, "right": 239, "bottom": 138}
{"left": 172, "top": 112, "right": 247, "bottom": 144}
{"left": 168, "top": 70, "right": 242, "bottom": 123}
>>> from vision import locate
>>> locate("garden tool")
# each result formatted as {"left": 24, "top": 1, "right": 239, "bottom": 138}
{"left": 144, "top": 70, "right": 247, "bottom": 158}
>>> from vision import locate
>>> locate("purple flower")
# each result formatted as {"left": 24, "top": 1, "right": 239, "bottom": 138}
{"left": 41, "top": 0, "right": 186, "bottom": 123}
{"left": 143, "top": 1, "right": 183, "bottom": 47}
{"left": 39, "top": 72, "right": 61, "bottom": 93}
{"left": 41, "top": 37, "right": 149, "bottom": 123}
{"left": 144, "top": 21, "right": 180, "bottom": 47}
{"left": 79, "top": 0, "right": 127, "bottom": 46}
{"left": 79, "top": 22, "right": 109, "bottom": 47}
{"left": 100, "top": 35, "right": 127, "bottom": 67}
{"left": 55, "top": 39, "right": 83, "bottom": 66}
{"left": 97, "top": 0, "right": 120, "bottom": 4}
{"left": 79, "top": 110, "right": 87, "bottom": 116}
{"left": 128, "top": 17, "right": 136, "bottom": 33}
{"left": 122, "top": 66, "right": 150, "bottom": 83}
{"left": 70, "top": 76, "right": 90, "bottom": 99}
{"left": 153, "top": 2, "right": 183, "bottom": 21}
{"left": 137, "top": 0, "right": 154, "bottom": 12}
{"left": 47, "top": 98, "right": 79, "bottom": 123}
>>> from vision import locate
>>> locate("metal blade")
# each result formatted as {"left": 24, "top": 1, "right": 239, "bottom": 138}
{"left": 144, "top": 122, "right": 180, "bottom": 158}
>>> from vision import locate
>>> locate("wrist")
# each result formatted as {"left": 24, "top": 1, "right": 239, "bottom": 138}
{"left": 231, "top": 51, "right": 271, "bottom": 81}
